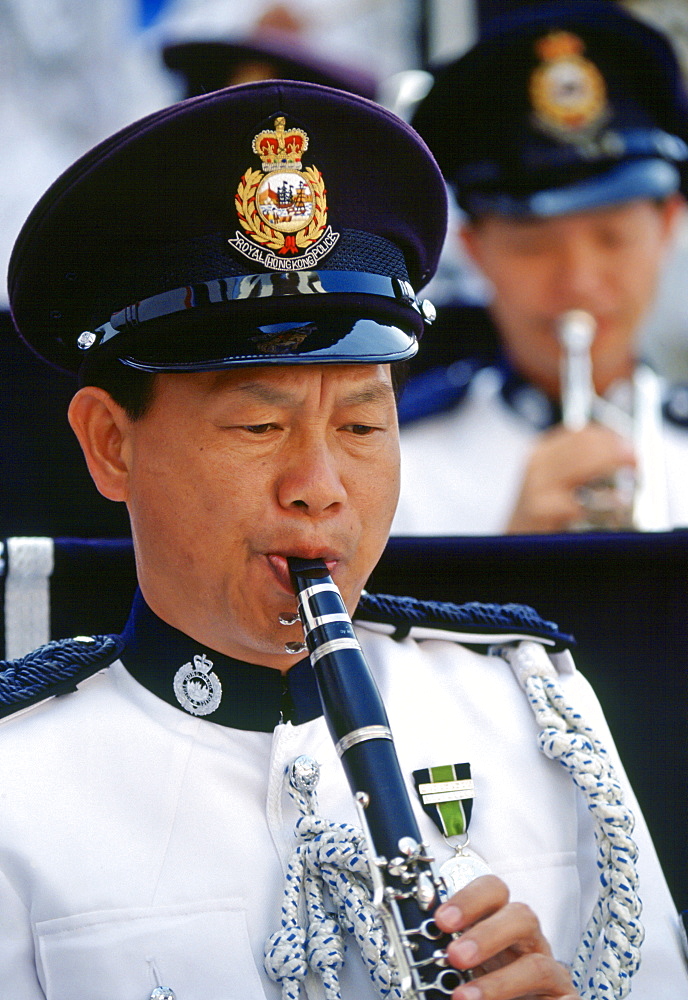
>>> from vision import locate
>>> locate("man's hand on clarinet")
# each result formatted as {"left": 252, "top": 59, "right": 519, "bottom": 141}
{"left": 434, "top": 875, "right": 580, "bottom": 1000}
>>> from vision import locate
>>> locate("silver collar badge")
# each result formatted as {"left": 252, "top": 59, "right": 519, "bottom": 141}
{"left": 173, "top": 653, "right": 222, "bottom": 716}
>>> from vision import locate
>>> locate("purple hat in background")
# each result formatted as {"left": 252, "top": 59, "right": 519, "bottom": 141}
{"left": 163, "top": 30, "right": 378, "bottom": 101}
{"left": 8, "top": 80, "right": 446, "bottom": 376}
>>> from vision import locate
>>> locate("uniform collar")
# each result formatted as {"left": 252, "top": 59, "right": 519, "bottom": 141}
{"left": 119, "top": 589, "right": 321, "bottom": 732}
{"left": 497, "top": 357, "right": 562, "bottom": 430}
{"left": 497, "top": 355, "right": 647, "bottom": 431}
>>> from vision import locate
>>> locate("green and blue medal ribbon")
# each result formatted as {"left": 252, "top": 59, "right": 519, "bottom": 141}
{"left": 412, "top": 763, "right": 474, "bottom": 837}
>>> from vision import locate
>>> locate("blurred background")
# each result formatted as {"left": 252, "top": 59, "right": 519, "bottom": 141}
{"left": 2, "top": 0, "right": 688, "bottom": 538}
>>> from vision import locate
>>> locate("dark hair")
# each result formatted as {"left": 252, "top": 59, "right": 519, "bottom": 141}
{"left": 79, "top": 357, "right": 157, "bottom": 420}
{"left": 391, "top": 360, "right": 410, "bottom": 401}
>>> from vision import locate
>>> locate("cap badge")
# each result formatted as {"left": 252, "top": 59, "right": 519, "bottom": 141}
{"left": 529, "top": 32, "right": 609, "bottom": 141}
{"left": 229, "top": 115, "right": 339, "bottom": 270}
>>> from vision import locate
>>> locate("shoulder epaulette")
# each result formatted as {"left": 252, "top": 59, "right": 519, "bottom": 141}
{"left": 397, "top": 359, "right": 483, "bottom": 426}
{"left": 0, "top": 634, "right": 125, "bottom": 720}
{"left": 663, "top": 383, "right": 688, "bottom": 428}
{"left": 354, "top": 592, "right": 573, "bottom": 652}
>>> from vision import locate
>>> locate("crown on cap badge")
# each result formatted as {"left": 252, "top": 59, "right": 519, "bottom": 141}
{"left": 529, "top": 31, "right": 609, "bottom": 141}
{"left": 229, "top": 115, "right": 339, "bottom": 270}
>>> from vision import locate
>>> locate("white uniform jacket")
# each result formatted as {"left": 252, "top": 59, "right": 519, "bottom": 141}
{"left": 393, "top": 366, "right": 688, "bottom": 535}
{"left": 0, "top": 622, "right": 686, "bottom": 998}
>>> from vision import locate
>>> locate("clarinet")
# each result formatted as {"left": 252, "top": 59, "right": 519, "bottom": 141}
{"left": 287, "top": 556, "right": 473, "bottom": 998}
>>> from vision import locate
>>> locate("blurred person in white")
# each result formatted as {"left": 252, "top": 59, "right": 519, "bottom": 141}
{"left": 0, "top": 0, "right": 175, "bottom": 310}
{"left": 392, "top": 0, "right": 688, "bottom": 536}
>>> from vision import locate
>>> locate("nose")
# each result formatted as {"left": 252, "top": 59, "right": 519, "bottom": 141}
{"left": 553, "top": 240, "right": 609, "bottom": 312}
{"left": 277, "top": 435, "right": 347, "bottom": 515}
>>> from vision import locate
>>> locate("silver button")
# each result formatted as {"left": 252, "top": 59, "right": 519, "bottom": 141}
{"left": 77, "top": 330, "right": 97, "bottom": 350}
{"left": 290, "top": 755, "right": 321, "bottom": 794}
{"left": 420, "top": 299, "right": 437, "bottom": 323}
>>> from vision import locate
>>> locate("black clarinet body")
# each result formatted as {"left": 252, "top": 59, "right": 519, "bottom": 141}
{"left": 287, "top": 557, "right": 472, "bottom": 998}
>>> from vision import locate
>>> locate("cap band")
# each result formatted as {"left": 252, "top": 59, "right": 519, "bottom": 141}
{"left": 455, "top": 128, "right": 688, "bottom": 192}
{"left": 463, "top": 158, "right": 682, "bottom": 219}
{"left": 83, "top": 270, "right": 423, "bottom": 352}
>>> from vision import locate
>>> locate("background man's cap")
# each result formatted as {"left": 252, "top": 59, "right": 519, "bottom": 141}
{"left": 163, "top": 31, "right": 378, "bottom": 100}
{"left": 9, "top": 80, "right": 445, "bottom": 376}
{"left": 412, "top": 0, "right": 688, "bottom": 218}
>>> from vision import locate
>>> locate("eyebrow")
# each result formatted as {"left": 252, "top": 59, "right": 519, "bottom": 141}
{"left": 231, "top": 382, "right": 298, "bottom": 405}
{"left": 226, "top": 378, "right": 396, "bottom": 408}
{"left": 339, "top": 383, "right": 396, "bottom": 407}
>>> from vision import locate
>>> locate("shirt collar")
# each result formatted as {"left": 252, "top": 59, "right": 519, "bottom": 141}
{"left": 496, "top": 355, "right": 561, "bottom": 430}
{"left": 119, "top": 589, "right": 321, "bottom": 732}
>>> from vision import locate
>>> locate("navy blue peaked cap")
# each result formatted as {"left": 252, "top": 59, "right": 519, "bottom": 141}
{"left": 412, "top": 0, "right": 688, "bottom": 218}
{"left": 8, "top": 80, "right": 446, "bottom": 376}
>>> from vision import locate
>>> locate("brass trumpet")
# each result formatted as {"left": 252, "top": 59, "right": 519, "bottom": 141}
{"left": 557, "top": 309, "right": 669, "bottom": 531}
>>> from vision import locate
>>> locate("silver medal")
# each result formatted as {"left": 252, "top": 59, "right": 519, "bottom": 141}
{"left": 173, "top": 653, "right": 222, "bottom": 716}
{"left": 439, "top": 841, "right": 492, "bottom": 895}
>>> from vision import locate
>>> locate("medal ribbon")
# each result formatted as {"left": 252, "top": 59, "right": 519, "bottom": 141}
{"left": 413, "top": 763, "right": 474, "bottom": 837}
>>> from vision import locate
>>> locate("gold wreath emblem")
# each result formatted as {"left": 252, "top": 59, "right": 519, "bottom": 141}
{"left": 235, "top": 166, "right": 329, "bottom": 256}
{"left": 529, "top": 32, "right": 607, "bottom": 138}
{"left": 530, "top": 57, "right": 606, "bottom": 133}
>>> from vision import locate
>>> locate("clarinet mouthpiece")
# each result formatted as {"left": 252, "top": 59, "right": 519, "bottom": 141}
{"left": 286, "top": 556, "right": 329, "bottom": 584}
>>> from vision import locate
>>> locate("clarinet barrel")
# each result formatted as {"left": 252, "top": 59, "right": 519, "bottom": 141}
{"left": 287, "top": 556, "right": 471, "bottom": 998}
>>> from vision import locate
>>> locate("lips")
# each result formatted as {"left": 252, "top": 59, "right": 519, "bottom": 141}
{"left": 266, "top": 553, "right": 339, "bottom": 593}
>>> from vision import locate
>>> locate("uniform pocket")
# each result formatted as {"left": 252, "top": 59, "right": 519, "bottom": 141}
{"left": 492, "top": 852, "right": 583, "bottom": 963}
{"left": 35, "top": 898, "right": 269, "bottom": 1000}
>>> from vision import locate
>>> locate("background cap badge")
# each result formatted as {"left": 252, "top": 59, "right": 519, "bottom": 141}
{"left": 411, "top": 0, "right": 688, "bottom": 219}
{"left": 529, "top": 31, "right": 609, "bottom": 140}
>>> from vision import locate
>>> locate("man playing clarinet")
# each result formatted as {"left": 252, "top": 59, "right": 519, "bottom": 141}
{"left": 1, "top": 79, "right": 686, "bottom": 998}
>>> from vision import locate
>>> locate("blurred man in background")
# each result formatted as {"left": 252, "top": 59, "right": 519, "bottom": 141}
{"left": 393, "top": 0, "right": 688, "bottom": 536}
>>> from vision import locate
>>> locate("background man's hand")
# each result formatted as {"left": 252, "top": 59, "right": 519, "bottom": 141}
{"left": 506, "top": 423, "right": 636, "bottom": 534}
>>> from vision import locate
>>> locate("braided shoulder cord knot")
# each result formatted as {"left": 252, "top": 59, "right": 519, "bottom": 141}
{"left": 264, "top": 757, "right": 404, "bottom": 1000}
{"left": 497, "top": 641, "right": 644, "bottom": 1000}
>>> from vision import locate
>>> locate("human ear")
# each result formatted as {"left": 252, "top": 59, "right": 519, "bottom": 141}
{"left": 459, "top": 220, "right": 485, "bottom": 271}
{"left": 68, "top": 387, "right": 133, "bottom": 502}
{"left": 660, "top": 192, "right": 686, "bottom": 243}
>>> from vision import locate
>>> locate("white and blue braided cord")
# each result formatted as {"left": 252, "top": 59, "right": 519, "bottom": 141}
{"left": 499, "top": 641, "right": 644, "bottom": 1000}
{"left": 264, "top": 775, "right": 403, "bottom": 1000}
{"left": 266, "top": 639, "right": 643, "bottom": 1000}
